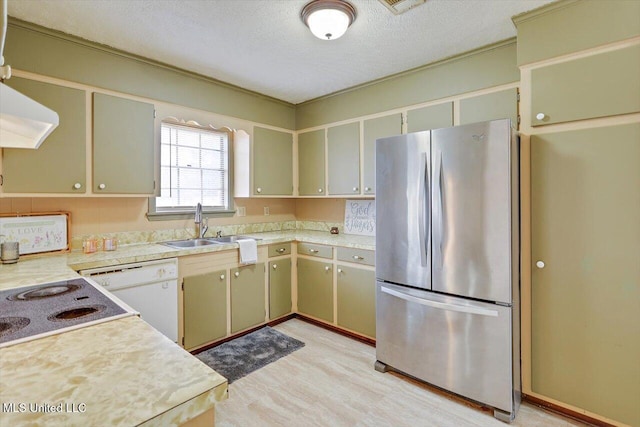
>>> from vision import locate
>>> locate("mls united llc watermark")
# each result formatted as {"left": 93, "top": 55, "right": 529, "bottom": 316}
{"left": 2, "top": 402, "right": 87, "bottom": 413}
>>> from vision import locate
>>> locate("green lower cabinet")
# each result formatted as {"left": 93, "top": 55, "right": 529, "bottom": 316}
{"left": 297, "top": 258, "right": 333, "bottom": 322}
{"left": 269, "top": 259, "right": 292, "bottom": 320}
{"left": 231, "top": 263, "right": 266, "bottom": 333}
{"left": 336, "top": 266, "right": 376, "bottom": 338}
{"left": 183, "top": 270, "right": 227, "bottom": 350}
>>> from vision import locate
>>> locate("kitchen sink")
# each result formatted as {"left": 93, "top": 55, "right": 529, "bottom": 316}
{"left": 161, "top": 236, "right": 261, "bottom": 249}
{"left": 207, "top": 235, "right": 262, "bottom": 243}
{"left": 161, "top": 238, "right": 220, "bottom": 249}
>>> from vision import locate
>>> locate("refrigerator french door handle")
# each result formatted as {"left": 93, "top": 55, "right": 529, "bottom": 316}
{"left": 381, "top": 286, "right": 499, "bottom": 317}
{"left": 436, "top": 153, "right": 445, "bottom": 259}
{"left": 418, "top": 152, "right": 429, "bottom": 267}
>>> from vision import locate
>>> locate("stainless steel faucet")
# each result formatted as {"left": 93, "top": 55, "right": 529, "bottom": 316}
{"left": 195, "top": 203, "right": 208, "bottom": 238}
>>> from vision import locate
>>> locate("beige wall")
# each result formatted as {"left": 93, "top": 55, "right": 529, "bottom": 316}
{"left": 295, "top": 198, "right": 348, "bottom": 222}
{"left": 0, "top": 197, "right": 296, "bottom": 239}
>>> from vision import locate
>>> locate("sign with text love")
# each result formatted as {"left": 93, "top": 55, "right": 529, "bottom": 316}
{"left": 0, "top": 213, "right": 69, "bottom": 255}
{"left": 344, "top": 200, "right": 375, "bottom": 236}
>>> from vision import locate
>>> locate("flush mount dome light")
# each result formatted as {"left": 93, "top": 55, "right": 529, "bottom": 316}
{"left": 301, "top": 0, "right": 356, "bottom": 41}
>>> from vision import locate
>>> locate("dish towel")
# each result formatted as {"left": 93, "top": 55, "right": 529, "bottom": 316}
{"left": 238, "top": 238, "right": 257, "bottom": 265}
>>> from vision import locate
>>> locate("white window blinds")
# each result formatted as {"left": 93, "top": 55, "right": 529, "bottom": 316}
{"left": 157, "top": 122, "right": 229, "bottom": 209}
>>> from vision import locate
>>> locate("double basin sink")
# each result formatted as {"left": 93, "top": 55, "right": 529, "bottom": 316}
{"left": 161, "top": 235, "right": 260, "bottom": 249}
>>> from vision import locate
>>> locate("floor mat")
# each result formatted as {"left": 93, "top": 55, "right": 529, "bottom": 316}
{"left": 195, "top": 326, "right": 305, "bottom": 383}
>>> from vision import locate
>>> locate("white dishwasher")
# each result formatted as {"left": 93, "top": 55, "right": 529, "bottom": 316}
{"left": 80, "top": 258, "right": 178, "bottom": 343}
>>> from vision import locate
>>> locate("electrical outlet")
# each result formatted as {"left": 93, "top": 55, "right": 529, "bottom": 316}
{"left": 237, "top": 207, "right": 246, "bottom": 217}
{"left": 263, "top": 206, "right": 270, "bottom": 216}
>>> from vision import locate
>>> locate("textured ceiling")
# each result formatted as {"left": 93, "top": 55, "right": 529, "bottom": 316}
{"left": 8, "top": 0, "right": 556, "bottom": 104}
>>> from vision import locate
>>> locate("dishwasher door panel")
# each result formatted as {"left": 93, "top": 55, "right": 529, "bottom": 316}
{"left": 112, "top": 280, "right": 178, "bottom": 342}
{"left": 376, "top": 281, "right": 514, "bottom": 413}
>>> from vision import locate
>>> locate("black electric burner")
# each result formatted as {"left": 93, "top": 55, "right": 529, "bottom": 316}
{"left": 0, "top": 277, "right": 134, "bottom": 347}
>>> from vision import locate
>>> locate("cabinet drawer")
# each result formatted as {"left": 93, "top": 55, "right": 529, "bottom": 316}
{"left": 298, "top": 243, "right": 333, "bottom": 259}
{"left": 337, "top": 247, "right": 375, "bottom": 266}
{"left": 268, "top": 243, "right": 291, "bottom": 257}
{"left": 531, "top": 44, "right": 640, "bottom": 126}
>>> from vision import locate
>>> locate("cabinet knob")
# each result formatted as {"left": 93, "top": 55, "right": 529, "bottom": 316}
{"left": 353, "top": 255, "right": 364, "bottom": 260}
{"left": 98, "top": 183, "right": 106, "bottom": 190}
{"left": 256, "top": 187, "right": 262, "bottom": 193}
{"left": 309, "top": 249, "right": 319, "bottom": 253}
{"left": 73, "top": 182, "right": 82, "bottom": 189}
{"left": 272, "top": 264, "right": 277, "bottom": 270}
{"left": 277, "top": 248, "right": 286, "bottom": 253}
{"left": 317, "top": 188, "right": 323, "bottom": 193}
{"left": 365, "top": 187, "right": 372, "bottom": 192}
{"left": 220, "top": 274, "right": 225, "bottom": 280}
{"left": 536, "top": 113, "right": 546, "bottom": 121}
{"left": 234, "top": 271, "right": 240, "bottom": 277}
{"left": 324, "top": 266, "right": 331, "bottom": 272}
{"left": 352, "top": 187, "right": 359, "bottom": 192}
{"left": 536, "top": 260, "right": 545, "bottom": 269}
{"left": 337, "top": 268, "right": 342, "bottom": 273}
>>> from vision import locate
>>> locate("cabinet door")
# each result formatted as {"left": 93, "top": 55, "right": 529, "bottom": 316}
{"left": 230, "top": 263, "right": 266, "bottom": 333}
{"left": 531, "top": 44, "right": 640, "bottom": 126}
{"left": 337, "top": 266, "right": 376, "bottom": 338}
{"left": 269, "top": 259, "right": 292, "bottom": 320}
{"left": 407, "top": 102, "right": 453, "bottom": 133}
{"left": 460, "top": 89, "right": 518, "bottom": 126}
{"left": 297, "top": 258, "right": 333, "bottom": 322}
{"left": 93, "top": 93, "right": 155, "bottom": 194}
{"left": 327, "top": 122, "right": 360, "bottom": 195}
{"left": 253, "top": 126, "right": 293, "bottom": 195}
{"left": 298, "top": 129, "right": 325, "bottom": 196}
{"left": 183, "top": 270, "right": 227, "bottom": 350}
{"left": 363, "top": 114, "right": 401, "bottom": 195}
{"left": 2, "top": 78, "right": 86, "bottom": 193}
{"left": 531, "top": 124, "right": 640, "bottom": 426}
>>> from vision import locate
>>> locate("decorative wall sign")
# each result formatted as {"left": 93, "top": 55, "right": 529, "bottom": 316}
{"left": 0, "top": 213, "right": 70, "bottom": 255}
{"left": 344, "top": 200, "right": 375, "bottom": 236}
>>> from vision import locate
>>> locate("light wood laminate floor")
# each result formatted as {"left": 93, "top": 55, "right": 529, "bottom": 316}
{"left": 216, "top": 319, "right": 587, "bottom": 427}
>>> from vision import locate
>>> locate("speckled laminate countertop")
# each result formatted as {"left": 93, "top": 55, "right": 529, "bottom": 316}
{"left": 0, "top": 230, "right": 374, "bottom": 426}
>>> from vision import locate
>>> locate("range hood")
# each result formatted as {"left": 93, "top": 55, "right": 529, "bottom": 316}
{"left": 0, "top": 0, "right": 59, "bottom": 149}
{"left": 0, "top": 83, "right": 59, "bottom": 149}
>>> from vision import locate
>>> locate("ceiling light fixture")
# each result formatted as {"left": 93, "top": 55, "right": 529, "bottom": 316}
{"left": 301, "top": 0, "right": 356, "bottom": 41}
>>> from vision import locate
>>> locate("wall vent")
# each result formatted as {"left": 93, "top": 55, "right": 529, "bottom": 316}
{"left": 378, "top": 0, "right": 427, "bottom": 15}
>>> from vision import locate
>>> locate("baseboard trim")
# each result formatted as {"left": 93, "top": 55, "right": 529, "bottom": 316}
{"left": 294, "top": 314, "right": 376, "bottom": 347}
{"left": 522, "top": 394, "right": 611, "bottom": 427}
{"left": 190, "top": 313, "right": 375, "bottom": 355}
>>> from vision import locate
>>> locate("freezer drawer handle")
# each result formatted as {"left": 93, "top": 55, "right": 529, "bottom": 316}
{"left": 381, "top": 286, "right": 499, "bottom": 317}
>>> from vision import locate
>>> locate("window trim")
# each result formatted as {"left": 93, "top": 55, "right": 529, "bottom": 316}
{"left": 147, "top": 116, "right": 236, "bottom": 220}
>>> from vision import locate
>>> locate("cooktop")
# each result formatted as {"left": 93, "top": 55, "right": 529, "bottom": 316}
{"left": 0, "top": 277, "right": 136, "bottom": 348}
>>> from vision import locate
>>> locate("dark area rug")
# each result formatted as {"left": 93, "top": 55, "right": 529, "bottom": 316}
{"left": 195, "top": 326, "right": 305, "bottom": 383}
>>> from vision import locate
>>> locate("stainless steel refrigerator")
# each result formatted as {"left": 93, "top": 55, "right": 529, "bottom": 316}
{"left": 374, "top": 119, "right": 520, "bottom": 422}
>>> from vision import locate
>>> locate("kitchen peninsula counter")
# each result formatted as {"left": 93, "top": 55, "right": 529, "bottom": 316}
{"left": 0, "top": 316, "right": 227, "bottom": 427}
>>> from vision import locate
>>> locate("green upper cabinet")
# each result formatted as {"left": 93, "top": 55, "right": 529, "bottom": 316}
{"left": 93, "top": 93, "right": 155, "bottom": 194}
{"left": 253, "top": 126, "right": 293, "bottom": 196}
{"left": 363, "top": 114, "right": 401, "bottom": 195}
{"left": 531, "top": 44, "right": 640, "bottom": 127}
{"left": 230, "top": 263, "right": 266, "bottom": 334}
{"left": 531, "top": 124, "right": 640, "bottom": 426}
{"left": 407, "top": 102, "right": 453, "bottom": 133}
{"left": 327, "top": 122, "right": 360, "bottom": 195}
{"left": 460, "top": 88, "right": 518, "bottom": 126}
{"left": 2, "top": 78, "right": 86, "bottom": 193}
{"left": 298, "top": 129, "right": 325, "bottom": 196}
